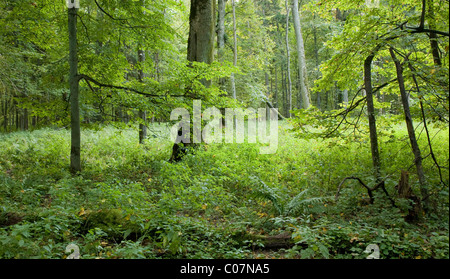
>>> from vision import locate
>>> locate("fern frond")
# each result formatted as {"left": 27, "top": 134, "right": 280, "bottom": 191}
{"left": 250, "top": 176, "right": 284, "bottom": 215}
{"left": 285, "top": 191, "right": 330, "bottom": 216}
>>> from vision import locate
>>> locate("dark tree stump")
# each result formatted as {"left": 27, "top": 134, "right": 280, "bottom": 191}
{"left": 397, "top": 170, "right": 423, "bottom": 222}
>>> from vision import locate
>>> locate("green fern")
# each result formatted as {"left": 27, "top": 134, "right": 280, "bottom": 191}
{"left": 251, "top": 177, "right": 284, "bottom": 215}
{"left": 251, "top": 177, "right": 330, "bottom": 216}
{"left": 285, "top": 190, "right": 329, "bottom": 216}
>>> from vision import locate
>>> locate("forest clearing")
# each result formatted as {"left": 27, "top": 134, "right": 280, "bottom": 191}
{"left": 0, "top": 0, "right": 448, "bottom": 261}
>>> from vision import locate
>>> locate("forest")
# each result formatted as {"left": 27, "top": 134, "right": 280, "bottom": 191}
{"left": 0, "top": 0, "right": 448, "bottom": 260}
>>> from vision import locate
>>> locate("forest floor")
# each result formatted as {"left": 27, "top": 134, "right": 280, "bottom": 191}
{"left": 0, "top": 122, "right": 448, "bottom": 259}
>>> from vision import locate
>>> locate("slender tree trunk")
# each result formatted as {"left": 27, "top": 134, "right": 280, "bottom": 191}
{"left": 285, "top": 0, "right": 292, "bottom": 118}
{"left": 69, "top": 6, "right": 81, "bottom": 173}
{"left": 292, "top": 0, "right": 310, "bottom": 109}
{"left": 281, "top": 68, "right": 286, "bottom": 115}
{"left": 218, "top": 0, "right": 227, "bottom": 127}
{"left": 138, "top": 47, "right": 147, "bottom": 144}
{"left": 342, "top": 89, "right": 349, "bottom": 109}
{"left": 274, "top": 65, "right": 278, "bottom": 108}
{"left": 364, "top": 54, "right": 381, "bottom": 179}
{"left": 23, "top": 108, "right": 28, "bottom": 131}
{"left": 217, "top": 0, "right": 227, "bottom": 90}
{"left": 389, "top": 48, "right": 429, "bottom": 208}
{"left": 230, "top": 0, "right": 237, "bottom": 101}
{"left": 313, "top": 15, "right": 321, "bottom": 110}
{"left": 2, "top": 99, "right": 6, "bottom": 132}
{"left": 14, "top": 101, "right": 18, "bottom": 131}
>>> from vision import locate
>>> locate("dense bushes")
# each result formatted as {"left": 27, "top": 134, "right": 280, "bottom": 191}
{"left": 0, "top": 123, "right": 448, "bottom": 259}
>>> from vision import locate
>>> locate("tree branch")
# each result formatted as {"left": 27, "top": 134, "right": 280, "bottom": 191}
{"left": 78, "top": 74, "right": 183, "bottom": 99}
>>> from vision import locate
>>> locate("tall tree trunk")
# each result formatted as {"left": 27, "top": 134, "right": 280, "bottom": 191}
{"left": 364, "top": 54, "right": 381, "bottom": 179}
{"left": 187, "top": 0, "right": 215, "bottom": 69}
{"left": 342, "top": 89, "right": 349, "bottom": 109}
{"left": 285, "top": 0, "right": 292, "bottom": 118}
{"left": 274, "top": 65, "right": 278, "bottom": 108}
{"left": 23, "top": 108, "right": 28, "bottom": 131}
{"left": 4, "top": 98, "right": 8, "bottom": 132}
{"left": 230, "top": 0, "right": 237, "bottom": 101}
{"left": 281, "top": 67, "right": 286, "bottom": 115}
{"left": 389, "top": 48, "right": 429, "bottom": 209}
{"left": 217, "top": 0, "right": 227, "bottom": 127}
{"left": 313, "top": 15, "right": 321, "bottom": 110}
{"left": 427, "top": 0, "right": 441, "bottom": 66}
{"left": 217, "top": 0, "right": 227, "bottom": 92}
{"left": 69, "top": 6, "right": 81, "bottom": 173}
{"left": 171, "top": 0, "right": 215, "bottom": 162}
{"left": 138, "top": 47, "right": 147, "bottom": 144}
{"left": 292, "top": 0, "right": 310, "bottom": 109}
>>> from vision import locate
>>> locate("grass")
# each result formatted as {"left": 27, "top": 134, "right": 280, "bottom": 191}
{"left": 0, "top": 121, "right": 448, "bottom": 259}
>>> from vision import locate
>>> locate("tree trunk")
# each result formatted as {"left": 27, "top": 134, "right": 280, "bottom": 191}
{"left": 313, "top": 15, "right": 321, "bottom": 110}
{"left": 342, "top": 89, "right": 349, "bottom": 109}
{"left": 138, "top": 47, "right": 147, "bottom": 144}
{"left": 69, "top": 6, "right": 81, "bottom": 173}
{"left": 427, "top": 0, "right": 441, "bottom": 66}
{"left": 389, "top": 48, "right": 429, "bottom": 209}
{"left": 217, "top": 0, "right": 227, "bottom": 128}
{"left": 364, "top": 54, "right": 381, "bottom": 179}
{"left": 4, "top": 98, "right": 8, "bottom": 132}
{"left": 171, "top": 0, "right": 215, "bottom": 162}
{"left": 23, "top": 108, "right": 28, "bottom": 131}
{"left": 292, "top": 0, "right": 310, "bottom": 109}
{"left": 217, "top": 0, "right": 227, "bottom": 92}
{"left": 285, "top": 0, "right": 292, "bottom": 118}
{"left": 274, "top": 65, "right": 278, "bottom": 108}
{"left": 187, "top": 0, "right": 215, "bottom": 68}
{"left": 281, "top": 67, "right": 286, "bottom": 115}
{"left": 397, "top": 170, "right": 423, "bottom": 222}
{"left": 230, "top": 0, "right": 237, "bottom": 101}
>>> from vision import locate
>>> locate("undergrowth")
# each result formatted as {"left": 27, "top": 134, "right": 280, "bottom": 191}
{"left": 0, "top": 122, "right": 448, "bottom": 259}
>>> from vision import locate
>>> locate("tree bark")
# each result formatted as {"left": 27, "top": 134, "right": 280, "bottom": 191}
{"left": 427, "top": 0, "right": 441, "bottom": 66}
{"left": 342, "top": 89, "right": 349, "bottom": 109}
{"left": 187, "top": 0, "right": 215, "bottom": 67}
{"left": 285, "top": 0, "right": 292, "bottom": 118}
{"left": 171, "top": 0, "right": 215, "bottom": 161}
{"left": 313, "top": 15, "right": 321, "bottom": 110}
{"left": 292, "top": 0, "right": 310, "bottom": 109}
{"left": 69, "top": 6, "right": 81, "bottom": 173}
{"left": 217, "top": 0, "right": 227, "bottom": 90}
{"left": 230, "top": 0, "right": 237, "bottom": 101}
{"left": 138, "top": 47, "right": 147, "bottom": 144}
{"left": 389, "top": 48, "right": 429, "bottom": 208}
{"left": 274, "top": 65, "right": 278, "bottom": 108}
{"left": 364, "top": 54, "right": 381, "bottom": 179}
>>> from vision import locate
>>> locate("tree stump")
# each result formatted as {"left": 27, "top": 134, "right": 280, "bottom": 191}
{"left": 397, "top": 170, "right": 423, "bottom": 222}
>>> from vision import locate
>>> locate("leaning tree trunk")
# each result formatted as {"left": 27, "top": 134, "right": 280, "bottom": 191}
{"left": 389, "top": 48, "right": 429, "bottom": 209}
{"left": 68, "top": 6, "right": 81, "bottom": 173}
{"left": 292, "top": 0, "right": 310, "bottom": 109}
